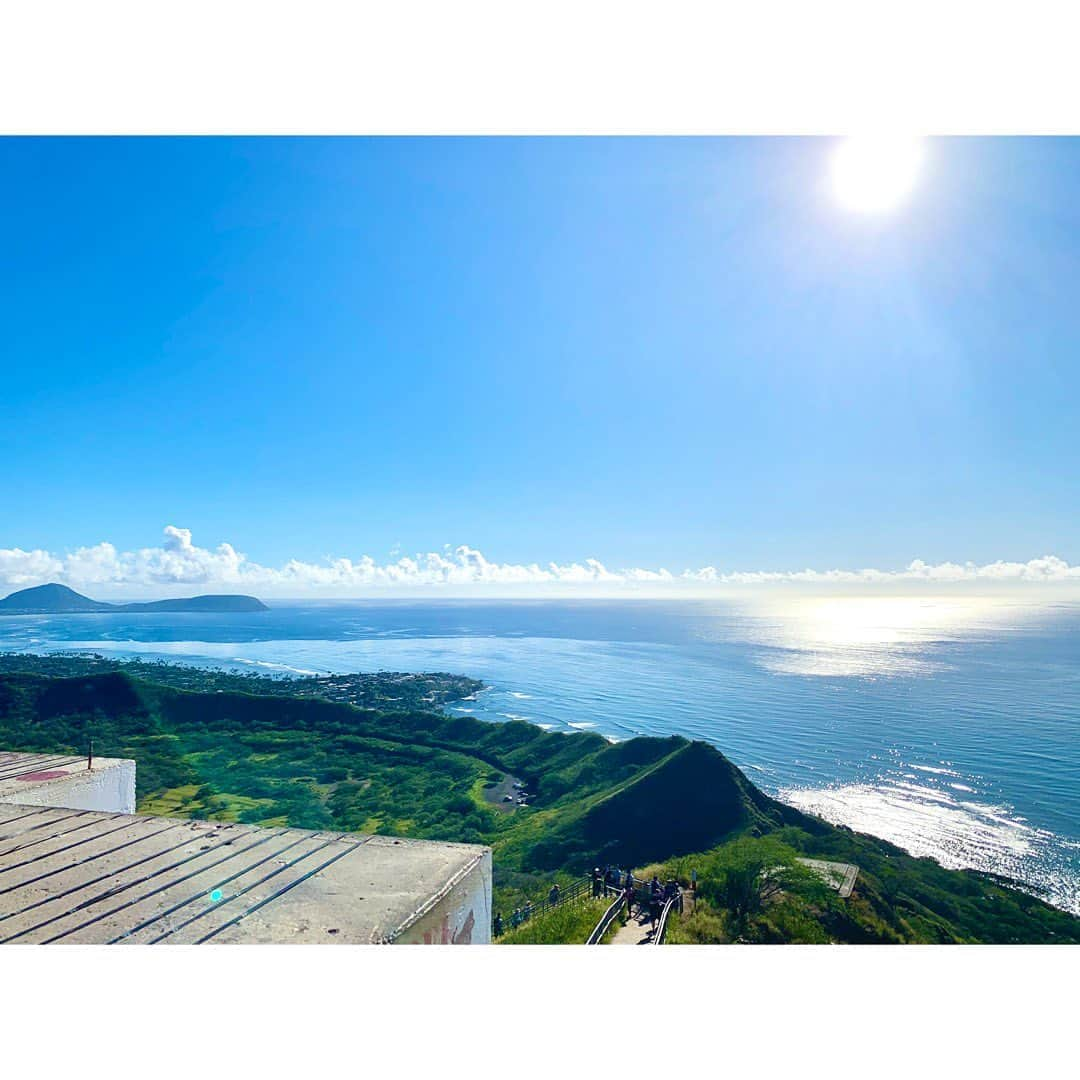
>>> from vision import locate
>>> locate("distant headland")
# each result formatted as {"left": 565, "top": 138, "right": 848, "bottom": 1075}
{"left": 0, "top": 583, "right": 269, "bottom": 615}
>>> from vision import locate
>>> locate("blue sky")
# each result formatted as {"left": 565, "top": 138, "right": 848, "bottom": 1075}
{"left": 2, "top": 137, "right": 1078, "bottom": 592}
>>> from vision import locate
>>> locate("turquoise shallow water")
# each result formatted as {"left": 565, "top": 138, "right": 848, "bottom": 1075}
{"left": 1, "top": 595, "right": 1077, "bottom": 912}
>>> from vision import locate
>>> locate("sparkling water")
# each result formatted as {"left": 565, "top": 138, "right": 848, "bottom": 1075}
{"left": 2, "top": 595, "right": 1076, "bottom": 913}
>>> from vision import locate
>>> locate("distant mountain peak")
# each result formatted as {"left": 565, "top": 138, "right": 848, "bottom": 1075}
{"left": 0, "top": 583, "right": 268, "bottom": 614}
{"left": 10, "top": 583, "right": 85, "bottom": 598}
{"left": 0, "top": 583, "right": 110, "bottom": 611}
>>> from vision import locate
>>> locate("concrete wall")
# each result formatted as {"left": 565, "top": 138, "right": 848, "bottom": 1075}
{"left": 398, "top": 848, "right": 492, "bottom": 945}
{"left": 0, "top": 760, "right": 136, "bottom": 815}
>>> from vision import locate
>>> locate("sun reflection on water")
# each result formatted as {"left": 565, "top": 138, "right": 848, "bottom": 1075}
{"left": 735, "top": 595, "right": 1034, "bottom": 678}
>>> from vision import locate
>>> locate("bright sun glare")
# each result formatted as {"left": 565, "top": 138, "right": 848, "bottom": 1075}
{"left": 829, "top": 137, "right": 926, "bottom": 214}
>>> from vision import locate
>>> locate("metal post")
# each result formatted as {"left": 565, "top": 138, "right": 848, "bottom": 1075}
{"left": 88, "top": 737, "right": 94, "bottom": 771}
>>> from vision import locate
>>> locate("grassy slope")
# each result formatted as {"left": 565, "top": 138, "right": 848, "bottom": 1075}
{"left": 0, "top": 668, "right": 1077, "bottom": 944}
{"left": 652, "top": 818, "right": 1080, "bottom": 945}
{"left": 496, "top": 897, "right": 617, "bottom": 945}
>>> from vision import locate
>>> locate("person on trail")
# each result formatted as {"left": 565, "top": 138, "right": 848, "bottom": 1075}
{"left": 549, "top": 882, "right": 561, "bottom": 907}
{"left": 493, "top": 912, "right": 503, "bottom": 936}
{"left": 623, "top": 880, "right": 635, "bottom": 923}
{"left": 523, "top": 900, "right": 533, "bottom": 920}
{"left": 649, "top": 880, "right": 663, "bottom": 927}
{"left": 691, "top": 868, "right": 697, "bottom": 893}
{"left": 592, "top": 867, "right": 603, "bottom": 897}
{"left": 510, "top": 908, "right": 522, "bottom": 928}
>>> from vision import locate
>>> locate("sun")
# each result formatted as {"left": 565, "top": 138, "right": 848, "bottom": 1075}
{"left": 829, "top": 137, "right": 926, "bottom": 214}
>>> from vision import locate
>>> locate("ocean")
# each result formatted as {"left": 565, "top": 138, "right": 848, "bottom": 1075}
{"left": 1, "top": 594, "right": 1077, "bottom": 913}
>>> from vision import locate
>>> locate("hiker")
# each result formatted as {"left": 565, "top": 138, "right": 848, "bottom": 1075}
{"left": 592, "top": 867, "right": 603, "bottom": 897}
{"left": 691, "top": 868, "right": 697, "bottom": 893}
{"left": 549, "top": 882, "right": 561, "bottom": 907}
{"left": 523, "top": 900, "right": 533, "bottom": 920}
{"left": 623, "top": 880, "right": 635, "bottom": 923}
{"left": 493, "top": 912, "right": 503, "bottom": 936}
{"left": 649, "top": 880, "right": 663, "bottom": 927}
{"left": 510, "top": 907, "right": 522, "bottom": 928}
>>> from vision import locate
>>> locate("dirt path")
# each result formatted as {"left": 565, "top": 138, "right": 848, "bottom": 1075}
{"left": 608, "top": 888, "right": 695, "bottom": 944}
{"left": 609, "top": 906, "right": 657, "bottom": 945}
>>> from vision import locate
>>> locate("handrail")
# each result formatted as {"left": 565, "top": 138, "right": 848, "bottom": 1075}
{"left": 586, "top": 883, "right": 684, "bottom": 945}
{"left": 652, "top": 894, "right": 677, "bottom": 944}
{"left": 495, "top": 874, "right": 678, "bottom": 942}
{"left": 493, "top": 874, "right": 592, "bottom": 937}
{"left": 586, "top": 887, "right": 625, "bottom": 944}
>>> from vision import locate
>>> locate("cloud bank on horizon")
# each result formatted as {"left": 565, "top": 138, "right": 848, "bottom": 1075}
{"left": 1, "top": 526, "right": 1079, "bottom": 597}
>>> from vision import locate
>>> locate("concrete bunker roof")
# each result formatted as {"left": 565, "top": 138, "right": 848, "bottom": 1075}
{"left": 0, "top": 798, "right": 489, "bottom": 944}
{"left": 0, "top": 750, "right": 129, "bottom": 802}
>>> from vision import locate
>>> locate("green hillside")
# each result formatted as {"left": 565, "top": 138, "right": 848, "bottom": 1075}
{"left": 0, "top": 662, "right": 1077, "bottom": 944}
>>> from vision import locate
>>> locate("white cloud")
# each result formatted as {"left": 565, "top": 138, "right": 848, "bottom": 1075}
{"left": 1, "top": 526, "right": 1079, "bottom": 597}
{"left": 0, "top": 546, "right": 63, "bottom": 587}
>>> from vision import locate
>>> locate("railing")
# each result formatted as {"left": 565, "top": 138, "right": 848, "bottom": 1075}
{"left": 493, "top": 874, "right": 592, "bottom": 937}
{"left": 585, "top": 884, "right": 683, "bottom": 945}
{"left": 652, "top": 894, "right": 678, "bottom": 945}
{"left": 586, "top": 886, "right": 625, "bottom": 944}
{"left": 495, "top": 874, "right": 683, "bottom": 943}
